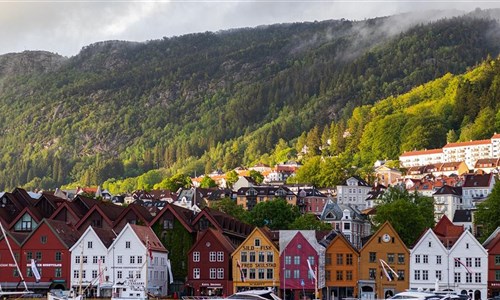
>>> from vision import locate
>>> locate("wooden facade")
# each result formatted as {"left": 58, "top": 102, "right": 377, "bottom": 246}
{"left": 359, "top": 222, "right": 410, "bottom": 299}
{"left": 187, "top": 228, "right": 235, "bottom": 297}
{"left": 232, "top": 227, "right": 280, "bottom": 292}
{"left": 324, "top": 232, "right": 359, "bottom": 300}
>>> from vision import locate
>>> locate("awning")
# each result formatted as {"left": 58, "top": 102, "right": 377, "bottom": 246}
{"left": 0, "top": 282, "right": 52, "bottom": 289}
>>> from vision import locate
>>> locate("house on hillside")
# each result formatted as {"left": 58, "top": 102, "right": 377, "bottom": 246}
{"left": 336, "top": 176, "right": 372, "bottom": 210}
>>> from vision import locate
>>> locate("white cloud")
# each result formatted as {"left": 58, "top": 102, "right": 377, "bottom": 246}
{"left": 0, "top": 1, "right": 499, "bottom": 57}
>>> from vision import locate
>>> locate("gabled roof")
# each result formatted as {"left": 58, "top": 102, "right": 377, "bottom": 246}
{"left": 341, "top": 176, "right": 370, "bottom": 187}
{"left": 192, "top": 206, "right": 254, "bottom": 238}
{"left": 113, "top": 203, "right": 154, "bottom": 226}
{"left": 24, "top": 219, "right": 82, "bottom": 249}
{"left": 410, "top": 228, "right": 448, "bottom": 252}
{"left": 129, "top": 224, "right": 167, "bottom": 253}
{"left": 433, "top": 215, "right": 463, "bottom": 247}
{"left": 279, "top": 230, "right": 326, "bottom": 255}
{"left": 232, "top": 227, "right": 279, "bottom": 256}
{"left": 462, "top": 173, "right": 493, "bottom": 188}
{"left": 189, "top": 227, "right": 235, "bottom": 255}
{"left": 149, "top": 202, "right": 195, "bottom": 233}
{"left": 433, "top": 185, "right": 462, "bottom": 196}
{"left": 322, "top": 230, "right": 359, "bottom": 254}
{"left": 360, "top": 221, "right": 409, "bottom": 251}
{"left": 297, "top": 188, "right": 326, "bottom": 198}
{"left": 49, "top": 200, "right": 85, "bottom": 223}
{"left": 74, "top": 204, "right": 117, "bottom": 230}
{"left": 7, "top": 206, "right": 43, "bottom": 230}
{"left": 482, "top": 227, "right": 500, "bottom": 249}
{"left": 92, "top": 226, "right": 118, "bottom": 248}
{"left": 474, "top": 158, "right": 500, "bottom": 168}
{"left": 449, "top": 229, "right": 488, "bottom": 256}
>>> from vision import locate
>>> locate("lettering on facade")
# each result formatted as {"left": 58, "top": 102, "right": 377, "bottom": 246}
{"left": 241, "top": 263, "right": 276, "bottom": 268}
{"left": 24, "top": 263, "right": 62, "bottom": 267}
{"left": 201, "top": 283, "right": 222, "bottom": 287}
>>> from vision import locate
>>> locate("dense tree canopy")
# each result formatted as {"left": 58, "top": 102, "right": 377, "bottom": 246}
{"left": 249, "top": 198, "right": 301, "bottom": 230}
{"left": 475, "top": 182, "right": 500, "bottom": 242}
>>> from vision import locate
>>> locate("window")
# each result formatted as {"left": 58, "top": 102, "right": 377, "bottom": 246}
{"left": 436, "top": 255, "right": 442, "bottom": 264}
{"left": 163, "top": 219, "right": 173, "bottom": 229}
{"left": 466, "top": 273, "right": 472, "bottom": 283}
{"left": 267, "top": 252, "right": 273, "bottom": 262}
{"left": 284, "top": 269, "right": 291, "bottom": 279}
{"left": 326, "top": 253, "right": 332, "bottom": 265}
{"left": 92, "top": 270, "right": 98, "bottom": 279}
{"left": 258, "top": 269, "right": 265, "bottom": 279}
{"left": 475, "top": 272, "right": 481, "bottom": 283}
{"left": 325, "top": 270, "right": 331, "bottom": 281}
{"left": 130, "top": 256, "right": 135, "bottom": 264}
{"left": 217, "top": 251, "right": 224, "bottom": 262}
{"left": 414, "top": 270, "right": 421, "bottom": 280}
{"left": 93, "top": 256, "right": 98, "bottom": 264}
{"left": 249, "top": 252, "right": 255, "bottom": 262}
{"left": 209, "top": 268, "right": 216, "bottom": 279}
{"left": 75, "top": 256, "right": 80, "bottom": 264}
{"left": 55, "top": 268, "right": 62, "bottom": 278}
{"left": 436, "top": 270, "right": 442, "bottom": 281}
{"left": 117, "top": 271, "right": 122, "bottom": 279}
{"left": 398, "top": 253, "right": 405, "bottom": 264}
{"left": 193, "top": 251, "right": 200, "bottom": 262}
{"left": 26, "top": 252, "right": 32, "bottom": 260}
{"left": 294, "top": 256, "right": 300, "bottom": 265}
{"left": 308, "top": 256, "right": 315, "bottom": 265}
{"left": 475, "top": 258, "right": 481, "bottom": 267}
{"left": 455, "top": 258, "right": 460, "bottom": 268}
{"left": 397, "top": 270, "right": 405, "bottom": 281}
{"left": 100, "top": 256, "right": 105, "bottom": 263}
{"left": 346, "top": 253, "right": 353, "bottom": 265}
{"left": 125, "top": 241, "right": 130, "bottom": 248}
{"left": 83, "top": 256, "right": 87, "bottom": 263}
{"left": 118, "top": 256, "right": 123, "bottom": 264}
{"left": 258, "top": 252, "right": 265, "bottom": 262}
{"left": 209, "top": 251, "right": 216, "bottom": 262}
{"left": 217, "top": 268, "right": 224, "bottom": 279}
{"left": 369, "top": 268, "right": 376, "bottom": 279}
{"left": 249, "top": 269, "right": 256, "bottom": 279}
{"left": 466, "top": 257, "right": 472, "bottom": 267}
{"left": 55, "top": 252, "right": 62, "bottom": 261}
{"left": 454, "top": 272, "right": 461, "bottom": 283}
{"left": 346, "top": 270, "right": 353, "bottom": 281}
{"left": 387, "top": 253, "right": 395, "bottom": 264}
{"left": 241, "top": 252, "right": 247, "bottom": 262}
{"left": 337, "top": 254, "right": 343, "bottom": 265}
{"left": 369, "top": 252, "right": 376, "bottom": 263}
{"left": 293, "top": 270, "right": 300, "bottom": 279}
{"left": 254, "top": 239, "right": 260, "bottom": 246}
{"left": 40, "top": 236, "right": 47, "bottom": 244}
{"left": 73, "top": 270, "right": 79, "bottom": 279}
{"left": 496, "top": 255, "right": 500, "bottom": 265}
{"left": 423, "top": 255, "right": 428, "bottom": 264}
{"left": 138, "top": 256, "right": 142, "bottom": 264}
{"left": 88, "top": 241, "right": 93, "bottom": 249}
{"left": 285, "top": 255, "right": 291, "bottom": 265}
{"left": 193, "top": 268, "right": 200, "bottom": 279}
{"left": 136, "top": 271, "right": 141, "bottom": 279}
{"left": 423, "top": 270, "right": 428, "bottom": 280}
{"left": 495, "top": 270, "right": 500, "bottom": 281}
{"left": 267, "top": 269, "right": 273, "bottom": 279}
{"left": 344, "top": 223, "right": 351, "bottom": 230}
{"left": 415, "top": 255, "right": 421, "bottom": 263}
{"left": 336, "top": 271, "right": 343, "bottom": 281}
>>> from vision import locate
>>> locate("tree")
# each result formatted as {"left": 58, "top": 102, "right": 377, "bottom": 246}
{"left": 249, "top": 198, "right": 300, "bottom": 230}
{"left": 154, "top": 173, "right": 192, "bottom": 192}
{"left": 200, "top": 175, "right": 217, "bottom": 188}
{"left": 373, "top": 186, "right": 435, "bottom": 246}
{"left": 249, "top": 170, "right": 264, "bottom": 184}
{"left": 211, "top": 197, "right": 250, "bottom": 223}
{"left": 289, "top": 213, "right": 331, "bottom": 230}
{"left": 475, "top": 182, "right": 500, "bottom": 242}
{"left": 225, "top": 170, "right": 239, "bottom": 188}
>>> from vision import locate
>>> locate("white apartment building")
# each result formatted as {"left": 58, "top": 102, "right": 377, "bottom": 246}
{"left": 461, "top": 173, "right": 495, "bottom": 208}
{"left": 336, "top": 176, "right": 372, "bottom": 210}
{"left": 400, "top": 133, "right": 500, "bottom": 170}
{"left": 432, "top": 185, "right": 463, "bottom": 222}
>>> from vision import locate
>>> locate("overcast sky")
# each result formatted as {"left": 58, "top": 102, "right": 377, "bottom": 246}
{"left": 1, "top": 1, "right": 500, "bottom": 57}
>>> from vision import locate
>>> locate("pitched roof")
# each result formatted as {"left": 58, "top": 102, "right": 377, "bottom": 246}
{"left": 433, "top": 185, "right": 462, "bottom": 196}
{"left": 149, "top": 202, "right": 195, "bottom": 232}
{"left": 44, "top": 219, "right": 82, "bottom": 248}
{"left": 482, "top": 227, "right": 500, "bottom": 249}
{"left": 129, "top": 224, "right": 167, "bottom": 253}
{"left": 462, "top": 173, "right": 493, "bottom": 188}
{"left": 433, "top": 215, "right": 464, "bottom": 247}
{"left": 452, "top": 209, "right": 473, "bottom": 223}
{"left": 400, "top": 148, "right": 442, "bottom": 157}
{"left": 443, "top": 139, "right": 491, "bottom": 148}
{"left": 92, "top": 226, "right": 117, "bottom": 248}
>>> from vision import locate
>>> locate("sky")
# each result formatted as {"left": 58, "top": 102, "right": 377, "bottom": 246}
{"left": 1, "top": 1, "right": 500, "bottom": 57}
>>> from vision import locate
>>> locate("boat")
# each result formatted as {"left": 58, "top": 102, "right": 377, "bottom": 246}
{"left": 47, "top": 289, "right": 84, "bottom": 300}
{"left": 207, "top": 289, "right": 281, "bottom": 300}
{"left": 389, "top": 291, "right": 442, "bottom": 300}
{"left": 111, "top": 279, "right": 148, "bottom": 300}
{"left": 0, "top": 222, "right": 33, "bottom": 297}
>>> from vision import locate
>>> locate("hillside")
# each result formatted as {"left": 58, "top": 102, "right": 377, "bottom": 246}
{"left": 0, "top": 10, "right": 500, "bottom": 190}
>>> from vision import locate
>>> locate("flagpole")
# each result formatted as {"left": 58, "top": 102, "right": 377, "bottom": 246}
{"left": 314, "top": 266, "right": 318, "bottom": 300}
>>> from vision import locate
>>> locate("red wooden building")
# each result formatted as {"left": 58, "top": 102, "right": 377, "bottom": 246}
{"left": 20, "top": 219, "right": 81, "bottom": 292}
{"left": 187, "top": 227, "right": 235, "bottom": 297}
{"left": 483, "top": 227, "right": 500, "bottom": 298}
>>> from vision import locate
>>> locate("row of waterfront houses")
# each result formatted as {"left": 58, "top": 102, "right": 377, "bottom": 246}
{"left": 1, "top": 188, "right": 500, "bottom": 300}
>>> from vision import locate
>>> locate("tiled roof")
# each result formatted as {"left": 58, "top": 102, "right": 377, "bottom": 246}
{"left": 462, "top": 173, "right": 493, "bottom": 188}
{"left": 45, "top": 219, "right": 82, "bottom": 249}
{"left": 433, "top": 185, "right": 462, "bottom": 196}
{"left": 443, "top": 139, "right": 491, "bottom": 148}
{"left": 400, "top": 148, "right": 442, "bottom": 157}
{"left": 130, "top": 224, "right": 167, "bottom": 253}
{"left": 92, "top": 226, "right": 117, "bottom": 248}
{"left": 453, "top": 209, "right": 473, "bottom": 223}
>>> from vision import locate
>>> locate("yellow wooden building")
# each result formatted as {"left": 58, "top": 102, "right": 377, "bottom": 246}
{"left": 232, "top": 227, "right": 280, "bottom": 292}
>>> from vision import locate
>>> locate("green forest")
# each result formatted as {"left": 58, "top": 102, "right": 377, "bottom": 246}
{"left": 1, "top": 10, "right": 500, "bottom": 192}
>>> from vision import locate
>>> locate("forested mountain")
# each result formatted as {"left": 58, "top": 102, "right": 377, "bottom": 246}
{"left": 1, "top": 9, "right": 500, "bottom": 191}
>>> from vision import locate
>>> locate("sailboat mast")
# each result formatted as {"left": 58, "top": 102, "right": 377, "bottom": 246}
{"left": 145, "top": 236, "right": 149, "bottom": 295}
{"left": 78, "top": 242, "right": 84, "bottom": 295}
{"left": 0, "top": 222, "right": 29, "bottom": 291}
